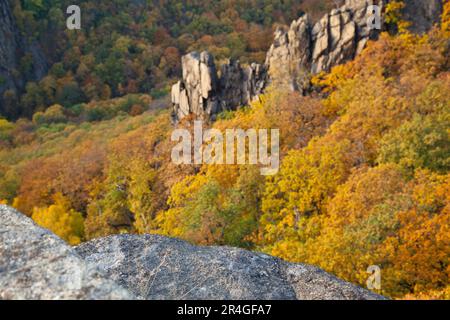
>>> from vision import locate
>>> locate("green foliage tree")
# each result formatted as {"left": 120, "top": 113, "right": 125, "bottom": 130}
{"left": 378, "top": 113, "right": 450, "bottom": 173}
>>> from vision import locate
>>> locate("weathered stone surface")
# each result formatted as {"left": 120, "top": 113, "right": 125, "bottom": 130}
{"left": 219, "top": 60, "right": 267, "bottom": 112}
{"left": 267, "top": 0, "right": 383, "bottom": 84}
{"left": 0, "top": 205, "right": 134, "bottom": 300}
{"left": 171, "top": 52, "right": 218, "bottom": 121}
{"left": 264, "top": 0, "right": 443, "bottom": 86}
{"left": 172, "top": 51, "right": 267, "bottom": 122}
{"left": 265, "top": 15, "right": 312, "bottom": 91}
{"left": 76, "top": 234, "right": 385, "bottom": 300}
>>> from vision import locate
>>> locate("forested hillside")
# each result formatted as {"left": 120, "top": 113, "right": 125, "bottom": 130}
{"left": 1, "top": 0, "right": 337, "bottom": 119}
{"left": 0, "top": 0, "right": 449, "bottom": 300}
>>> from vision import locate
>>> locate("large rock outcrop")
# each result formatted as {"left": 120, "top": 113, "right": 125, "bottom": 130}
{"left": 266, "top": 0, "right": 384, "bottom": 89}
{"left": 172, "top": 0, "right": 444, "bottom": 122}
{"left": 171, "top": 51, "right": 267, "bottom": 122}
{"left": 0, "top": 1, "right": 48, "bottom": 118}
{"left": 77, "top": 234, "right": 384, "bottom": 300}
{"left": 0, "top": 205, "right": 134, "bottom": 300}
{"left": 0, "top": 205, "right": 384, "bottom": 300}
{"left": 264, "top": 14, "right": 313, "bottom": 92}
{"left": 265, "top": 0, "right": 443, "bottom": 90}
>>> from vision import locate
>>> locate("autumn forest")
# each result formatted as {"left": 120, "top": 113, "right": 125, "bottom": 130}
{"left": 0, "top": 0, "right": 449, "bottom": 300}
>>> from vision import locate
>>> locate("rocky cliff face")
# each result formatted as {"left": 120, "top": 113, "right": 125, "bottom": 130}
{"left": 0, "top": 0, "right": 48, "bottom": 118}
{"left": 266, "top": 0, "right": 383, "bottom": 90}
{"left": 0, "top": 205, "right": 384, "bottom": 300}
{"left": 171, "top": 0, "right": 443, "bottom": 122}
{"left": 171, "top": 51, "right": 267, "bottom": 122}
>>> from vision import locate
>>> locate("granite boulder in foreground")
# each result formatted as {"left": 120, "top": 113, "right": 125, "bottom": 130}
{"left": 76, "top": 235, "right": 384, "bottom": 300}
{"left": 0, "top": 205, "right": 133, "bottom": 299}
{"left": 0, "top": 205, "right": 384, "bottom": 300}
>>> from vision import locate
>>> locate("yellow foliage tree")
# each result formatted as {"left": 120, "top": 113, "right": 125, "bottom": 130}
{"left": 385, "top": 0, "right": 411, "bottom": 33}
{"left": 306, "top": 165, "right": 410, "bottom": 296}
{"left": 154, "top": 90, "right": 330, "bottom": 247}
{"left": 254, "top": 23, "right": 449, "bottom": 298}
{"left": 32, "top": 193, "right": 85, "bottom": 245}
{"left": 442, "top": 0, "right": 450, "bottom": 36}
{"left": 84, "top": 113, "right": 174, "bottom": 239}
{"left": 383, "top": 170, "right": 450, "bottom": 297}
{"left": 256, "top": 138, "right": 355, "bottom": 261}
